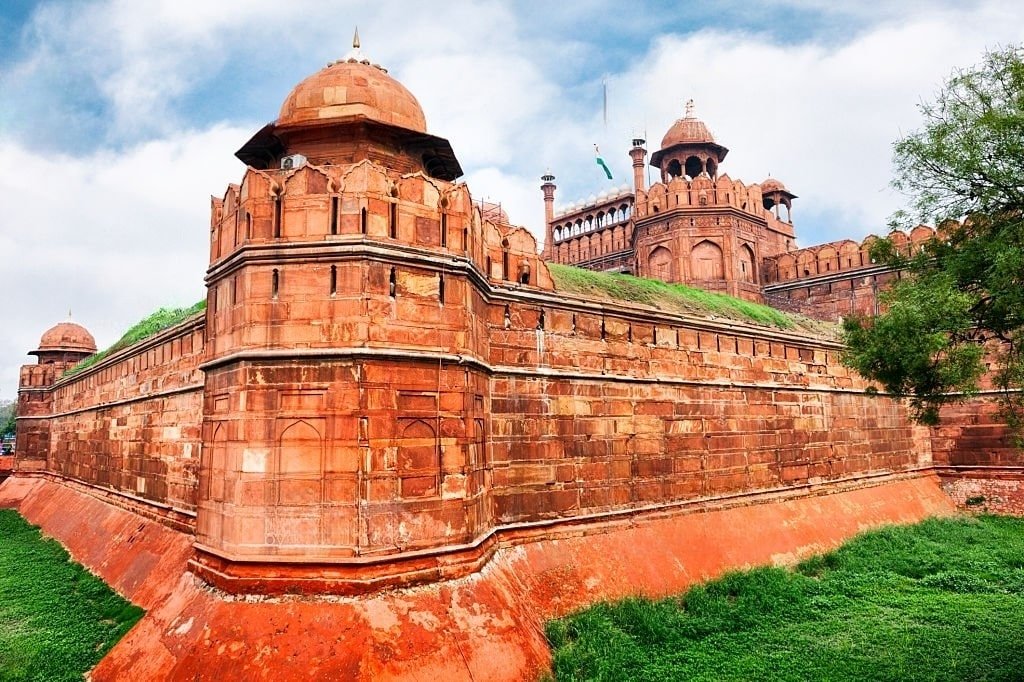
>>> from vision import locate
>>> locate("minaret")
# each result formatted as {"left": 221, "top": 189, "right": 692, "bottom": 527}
{"left": 629, "top": 138, "right": 647, "bottom": 194}
{"left": 541, "top": 173, "right": 556, "bottom": 259}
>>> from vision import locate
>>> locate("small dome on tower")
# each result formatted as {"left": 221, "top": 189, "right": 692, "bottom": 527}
{"left": 661, "top": 99, "right": 716, "bottom": 149}
{"left": 33, "top": 321, "right": 97, "bottom": 355}
{"left": 761, "top": 177, "right": 787, "bottom": 193}
{"left": 276, "top": 31, "right": 427, "bottom": 133}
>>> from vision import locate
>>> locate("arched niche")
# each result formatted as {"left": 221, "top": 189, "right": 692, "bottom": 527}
{"left": 691, "top": 240, "right": 724, "bottom": 280}
{"left": 276, "top": 419, "right": 323, "bottom": 506}
{"left": 398, "top": 419, "right": 439, "bottom": 498}
{"left": 647, "top": 246, "right": 674, "bottom": 280}
{"left": 738, "top": 243, "right": 756, "bottom": 282}
{"left": 204, "top": 423, "right": 228, "bottom": 503}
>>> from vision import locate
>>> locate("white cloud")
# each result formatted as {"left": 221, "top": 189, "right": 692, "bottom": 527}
{"left": 0, "top": 125, "right": 247, "bottom": 397}
{"left": 3, "top": 0, "right": 1024, "bottom": 399}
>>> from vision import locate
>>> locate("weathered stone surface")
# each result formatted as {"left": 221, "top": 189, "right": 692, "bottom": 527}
{"left": 0, "top": 474, "right": 955, "bottom": 682}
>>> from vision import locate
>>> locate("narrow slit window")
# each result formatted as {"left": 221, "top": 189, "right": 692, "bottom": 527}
{"left": 537, "top": 309, "right": 545, "bottom": 330}
{"left": 272, "top": 269, "right": 280, "bottom": 299}
{"left": 504, "top": 304, "right": 511, "bottom": 328}
{"left": 389, "top": 202, "right": 397, "bottom": 238}
{"left": 246, "top": 213, "right": 252, "bottom": 240}
{"left": 438, "top": 274, "right": 445, "bottom": 304}
{"left": 330, "top": 265, "right": 337, "bottom": 296}
{"left": 360, "top": 207, "right": 368, "bottom": 234}
{"left": 389, "top": 267, "right": 396, "bottom": 298}
{"left": 440, "top": 212, "right": 448, "bottom": 247}
{"left": 273, "top": 197, "right": 282, "bottom": 238}
{"left": 330, "top": 196, "right": 339, "bottom": 235}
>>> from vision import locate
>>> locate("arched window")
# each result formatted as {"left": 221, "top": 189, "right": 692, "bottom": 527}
{"left": 501, "top": 239, "right": 510, "bottom": 280}
{"left": 685, "top": 156, "right": 703, "bottom": 178}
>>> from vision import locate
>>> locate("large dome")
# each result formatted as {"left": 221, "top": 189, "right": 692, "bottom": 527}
{"left": 35, "top": 321, "right": 96, "bottom": 354}
{"left": 276, "top": 59, "right": 427, "bottom": 133}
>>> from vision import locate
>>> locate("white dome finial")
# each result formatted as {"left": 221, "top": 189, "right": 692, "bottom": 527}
{"left": 685, "top": 98, "right": 695, "bottom": 119}
{"left": 339, "top": 26, "right": 367, "bottom": 63}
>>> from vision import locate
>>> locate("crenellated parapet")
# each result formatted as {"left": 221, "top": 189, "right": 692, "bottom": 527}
{"left": 761, "top": 224, "right": 948, "bottom": 320}
{"left": 763, "top": 224, "right": 941, "bottom": 284}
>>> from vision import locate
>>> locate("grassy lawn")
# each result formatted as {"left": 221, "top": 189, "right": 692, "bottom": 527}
{"left": 0, "top": 510, "right": 144, "bottom": 681}
{"left": 546, "top": 516, "right": 1024, "bottom": 681}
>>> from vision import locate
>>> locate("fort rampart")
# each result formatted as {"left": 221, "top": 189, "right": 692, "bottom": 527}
{"left": 3, "top": 49, "right": 1020, "bottom": 681}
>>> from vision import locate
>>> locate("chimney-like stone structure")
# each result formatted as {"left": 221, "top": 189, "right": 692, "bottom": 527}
{"left": 541, "top": 173, "right": 557, "bottom": 259}
{"left": 629, "top": 139, "right": 646, "bottom": 194}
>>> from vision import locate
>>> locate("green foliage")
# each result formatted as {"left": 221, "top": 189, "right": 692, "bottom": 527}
{"left": 548, "top": 263, "right": 827, "bottom": 333}
{"left": 842, "top": 273, "right": 985, "bottom": 424}
{"left": 0, "top": 399, "right": 15, "bottom": 438}
{"left": 547, "top": 516, "right": 1024, "bottom": 681}
{"left": 0, "top": 510, "right": 144, "bottom": 680}
{"left": 64, "top": 299, "right": 206, "bottom": 377}
{"left": 844, "top": 46, "right": 1024, "bottom": 433}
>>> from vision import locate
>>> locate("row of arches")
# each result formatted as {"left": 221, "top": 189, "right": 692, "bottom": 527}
{"left": 551, "top": 225, "right": 632, "bottom": 265}
{"left": 663, "top": 154, "right": 718, "bottom": 182}
{"left": 552, "top": 203, "right": 633, "bottom": 242}
{"left": 646, "top": 241, "right": 756, "bottom": 283}
{"left": 204, "top": 417, "right": 449, "bottom": 508}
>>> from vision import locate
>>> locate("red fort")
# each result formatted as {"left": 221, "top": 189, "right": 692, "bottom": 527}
{"left": 2, "top": 39, "right": 1020, "bottom": 681}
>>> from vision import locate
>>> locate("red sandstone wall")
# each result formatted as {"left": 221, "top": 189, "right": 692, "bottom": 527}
{"left": 43, "top": 316, "right": 205, "bottom": 514}
{"left": 764, "top": 269, "right": 899, "bottom": 320}
{"left": 485, "top": 298, "right": 931, "bottom": 525}
{"left": 16, "top": 364, "right": 61, "bottom": 471}
{"left": 931, "top": 397, "right": 1020, "bottom": 467}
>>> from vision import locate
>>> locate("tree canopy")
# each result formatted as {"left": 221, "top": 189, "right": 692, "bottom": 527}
{"left": 0, "top": 399, "right": 15, "bottom": 439}
{"left": 842, "top": 46, "right": 1024, "bottom": 437}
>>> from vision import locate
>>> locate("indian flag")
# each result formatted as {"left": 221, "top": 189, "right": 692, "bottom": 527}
{"left": 594, "top": 145, "right": 613, "bottom": 180}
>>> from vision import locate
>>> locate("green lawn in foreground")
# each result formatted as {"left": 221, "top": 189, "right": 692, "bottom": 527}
{"left": 0, "top": 510, "right": 144, "bottom": 681}
{"left": 546, "top": 516, "right": 1024, "bottom": 681}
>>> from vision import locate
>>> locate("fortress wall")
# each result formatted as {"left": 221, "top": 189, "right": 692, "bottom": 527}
{"left": 484, "top": 296, "right": 932, "bottom": 527}
{"left": 932, "top": 398, "right": 1019, "bottom": 467}
{"left": 932, "top": 397, "right": 1024, "bottom": 514}
{"left": 42, "top": 315, "right": 205, "bottom": 515}
{"left": 763, "top": 269, "right": 898, "bottom": 320}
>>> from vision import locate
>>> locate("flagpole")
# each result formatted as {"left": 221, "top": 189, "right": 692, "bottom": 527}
{"left": 602, "top": 77, "right": 607, "bottom": 132}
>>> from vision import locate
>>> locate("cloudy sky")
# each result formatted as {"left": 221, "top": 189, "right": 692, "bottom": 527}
{"left": 1, "top": 0, "right": 1023, "bottom": 399}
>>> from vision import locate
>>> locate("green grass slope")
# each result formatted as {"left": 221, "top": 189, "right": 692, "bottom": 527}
{"left": 547, "top": 264, "right": 833, "bottom": 335}
{"left": 547, "top": 515, "right": 1024, "bottom": 681}
{"left": 64, "top": 299, "right": 205, "bottom": 377}
{"left": 0, "top": 510, "right": 144, "bottom": 681}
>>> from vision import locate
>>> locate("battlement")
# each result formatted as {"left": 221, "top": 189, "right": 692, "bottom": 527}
{"left": 764, "top": 224, "right": 940, "bottom": 284}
